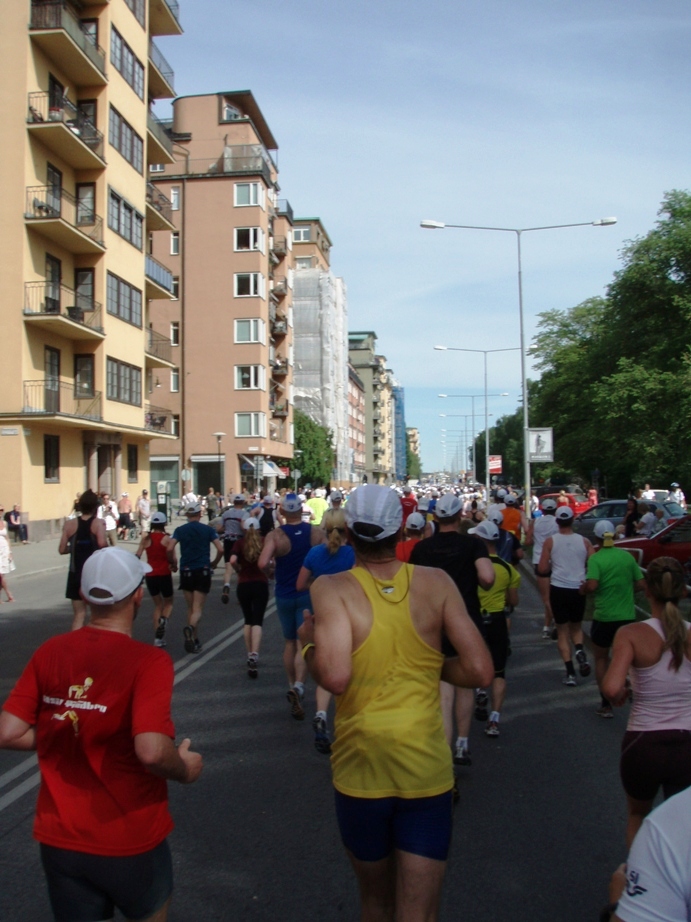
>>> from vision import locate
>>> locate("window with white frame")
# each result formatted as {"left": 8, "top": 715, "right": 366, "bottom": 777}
{"left": 235, "top": 318, "right": 266, "bottom": 344}
{"left": 170, "top": 321, "right": 179, "bottom": 346}
{"left": 170, "top": 187, "right": 180, "bottom": 211}
{"left": 170, "top": 367, "right": 179, "bottom": 392}
{"left": 234, "top": 227, "right": 264, "bottom": 252}
{"left": 234, "top": 272, "right": 264, "bottom": 297}
{"left": 222, "top": 102, "right": 242, "bottom": 121}
{"left": 234, "top": 182, "right": 264, "bottom": 207}
{"left": 235, "top": 365, "right": 266, "bottom": 390}
{"left": 170, "top": 232, "right": 179, "bottom": 255}
{"left": 172, "top": 414, "right": 180, "bottom": 437}
{"left": 150, "top": 164, "right": 165, "bottom": 173}
{"left": 295, "top": 257, "right": 312, "bottom": 271}
{"left": 235, "top": 412, "right": 266, "bottom": 438}
{"left": 171, "top": 277, "right": 179, "bottom": 299}
{"left": 293, "top": 226, "right": 311, "bottom": 242}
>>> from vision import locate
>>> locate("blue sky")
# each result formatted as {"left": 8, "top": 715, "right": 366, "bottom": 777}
{"left": 157, "top": 0, "right": 691, "bottom": 472}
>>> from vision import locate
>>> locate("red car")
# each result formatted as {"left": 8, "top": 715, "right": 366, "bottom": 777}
{"left": 616, "top": 516, "right": 691, "bottom": 573}
{"left": 540, "top": 492, "right": 592, "bottom": 516}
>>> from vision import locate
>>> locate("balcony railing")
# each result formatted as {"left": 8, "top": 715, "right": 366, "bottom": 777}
{"left": 145, "top": 403, "right": 172, "bottom": 434}
{"left": 27, "top": 92, "right": 104, "bottom": 160}
{"left": 271, "top": 360, "right": 289, "bottom": 376}
{"left": 146, "top": 182, "right": 173, "bottom": 224}
{"left": 149, "top": 148, "right": 273, "bottom": 184}
{"left": 271, "top": 236, "right": 287, "bottom": 256}
{"left": 270, "top": 419, "right": 287, "bottom": 442}
{"left": 23, "top": 379, "right": 102, "bottom": 420}
{"left": 146, "top": 328, "right": 173, "bottom": 364}
{"left": 29, "top": 2, "right": 107, "bottom": 78}
{"left": 271, "top": 320, "right": 288, "bottom": 336}
{"left": 24, "top": 281, "right": 103, "bottom": 331}
{"left": 165, "top": 0, "right": 181, "bottom": 21}
{"left": 271, "top": 277, "right": 288, "bottom": 298}
{"left": 149, "top": 38, "right": 175, "bottom": 91}
{"left": 25, "top": 185, "right": 104, "bottom": 246}
{"left": 147, "top": 110, "right": 173, "bottom": 158}
{"left": 277, "top": 199, "right": 294, "bottom": 223}
{"left": 145, "top": 254, "right": 174, "bottom": 292}
{"left": 270, "top": 402, "right": 289, "bottom": 418}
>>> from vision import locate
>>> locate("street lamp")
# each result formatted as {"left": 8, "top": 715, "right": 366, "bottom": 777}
{"left": 212, "top": 432, "right": 226, "bottom": 495}
{"left": 439, "top": 416, "right": 492, "bottom": 480}
{"left": 438, "top": 391, "right": 508, "bottom": 482}
{"left": 421, "top": 216, "right": 617, "bottom": 500}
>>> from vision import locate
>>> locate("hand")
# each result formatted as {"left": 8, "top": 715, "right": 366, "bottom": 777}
{"left": 609, "top": 863, "right": 627, "bottom": 904}
{"left": 298, "top": 611, "right": 315, "bottom": 646}
{"left": 178, "top": 738, "right": 203, "bottom": 783}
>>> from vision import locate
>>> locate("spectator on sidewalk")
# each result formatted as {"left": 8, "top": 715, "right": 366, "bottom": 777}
{"left": 6, "top": 505, "right": 28, "bottom": 544}
{"left": 98, "top": 494, "right": 118, "bottom": 547}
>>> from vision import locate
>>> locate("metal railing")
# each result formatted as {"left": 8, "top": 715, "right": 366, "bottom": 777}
{"left": 146, "top": 182, "right": 173, "bottom": 224}
{"left": 29, "top": 2, "right": 107, "bottom": 78}
{"left": 145, "top": 328, "right": 173, "bottom": 364}
{"left": 148, "top": 38, "right": 175, "bottom": 91}
{"left": 271, "top": 236, "right": 287, "bottom": 255}
{"left": 271, "top": 361, "right": 289, "bottom": 376}
{"left": 24, "top": 281, "right": 103, "bottom": 331}
{"left": 149, "top": 150, "right": 273, "bottom": 184}
{"left": 163, "top": 0, "right": 180, "bottom": 24}
{"left": 145, "top": 403, "right": 172, "bottom": 433}
{"left": 27, "top": 92, "right": 104, "bottom": 160}
{"left": 271, "top": 403, "right": 289, "bottom": 417}
{"left": 145, "top": 254, "right": 174, "bottom": 292}
{"left": 277, "top": 199, "right": 294, "bottom": 223}
{"left": 271, "top": 277, "right": 288, "bottom": 297}
{"left": 271, "top": 320, "right": 288, "bottom": 336}
{"left": 23, "top": 379, "right": 102, "bottom": 420}
{"left": 25, "top": 185, "right": 104, "bottom": 246}
{"left": 147, "top": 110, "right": 173, "bottom": 157}
{"left": 270, "top": 419, "right": 287, "bottom": 442}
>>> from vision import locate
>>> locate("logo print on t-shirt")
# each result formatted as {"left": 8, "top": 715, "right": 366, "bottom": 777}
{"left": 47, "top": 677, "right": 107, "bottom": 737}
{"left": 68, "top": 677, "right": 93, "bottom": 700}
{"left": 52, "top": 710, "right": 80, "bottom": 736}
{"left": 626, "top": 869, "right": 648, "bottom": 898}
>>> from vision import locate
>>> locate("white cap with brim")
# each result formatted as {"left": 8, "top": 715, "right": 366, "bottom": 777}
{"left": 81, "top": 547, "right": 151, "bottom": 606}
{"left": 468, "top": 520, "right": 500, "bottom": 542}
{"left": 487, "top": 508, "right": 504, "bottom": 526}
{"left": 593, "top": 519, "right": 615, "bottom": 545}
{"left": 233, "top": 494, "right": 245, "bottom": 504}
{"left": 243, "top": 517, "right": 261, "bottom": 530}
{"left": 282, "top": 492, "right": 303, "bottom": 513}
{"left": 541, "top": 498, "right": 557, "bottom": 511}
{"left": 435, "top": 493, "right": 462, "bottom": 519}
{"left": 185, "top": 502, "right": 203, "bottom": 515}
{"left": 556, "top": 506, "right": 574, "bottom": 521}
{"left": 345, "top": 485, "right": 402, "bottom": 542}
{"left": 406, "top": 512, "right": 426, "bottom": 532}
{"left": 150, "top": 511, "right": 167, "bottom": 525}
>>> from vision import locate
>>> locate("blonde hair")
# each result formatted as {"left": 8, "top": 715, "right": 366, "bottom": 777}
{"left": 646, "top": 557, "right": 689, "bottom": 671}
{"left": 323, "top": 509, "right": 347, "bottom": 555}
{"left": 242, "top": 527, "right": 263, "bottom": 565}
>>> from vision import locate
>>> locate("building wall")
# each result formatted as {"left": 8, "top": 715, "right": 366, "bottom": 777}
{"left": 347, "top": 365, "right": 366, "bottom": 483}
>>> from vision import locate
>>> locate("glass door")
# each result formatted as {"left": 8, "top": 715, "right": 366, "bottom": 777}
{"left": 44, "top": 347, "right": 60, "bottom": 413}
{"left": 76, "top": 183, "right": 95, "bottom": 227}
{"left": 46, "top": 163, "right": 62, "bottom": 215}
{"left": 74, "top": 268, "right": 94, "bottom": 312}
{"left": 45, "top": 254, "right": 61, "bottom": 314}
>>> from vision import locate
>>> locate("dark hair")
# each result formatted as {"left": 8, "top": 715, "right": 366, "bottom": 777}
{"left": 78, "top": 489, "right": 100, "bottom": 514}
{"left": 646, "top": 557, "right": 689, "bottom": 671}
{"left": 435, "top": 511, "right": 461, "bottom": 525}
{"left": 348, "top": 529, "right": 399, "bottom": 561}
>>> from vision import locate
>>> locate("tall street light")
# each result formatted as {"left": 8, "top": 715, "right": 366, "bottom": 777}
{"left": 438, "top": 391, "right": 508, "bottom": 482}
{"left": 421, "top": 216, "right": 617, "bottom": 501}
{"left": 436, "top": 345, "right": 518, "bottom": 493}
{"left": 212, "top": 431, "right": 226, "bottom": 495}
{"left": 439, "top": 414, "right": 493, "bottom": 481}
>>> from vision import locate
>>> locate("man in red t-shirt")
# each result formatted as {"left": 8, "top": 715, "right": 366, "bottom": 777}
{"left": 400, "top": 485, "right": 418, "bottom": 527}
{"left": 395, "top": 511, "right": 426, "bottom": 562}
{"left": 0, "top": 547, "right": 202, "bottom": 922}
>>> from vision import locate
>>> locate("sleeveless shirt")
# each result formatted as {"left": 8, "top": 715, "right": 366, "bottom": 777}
{"left": 69, "top": 514, "right": 98, "bottom": 575}
{"left": 146, "top": 531, "right": 170, "bottom": 577}
{"left": 331, "top": 564, "right": 453, "bottom": 799}
{"left": 628, "top": 619, "right": 691, "bottom": 732}
{"left": 549, "top": 532, "right": 588, "bottom": 589}
{"left": 274, "top": 523, "right": 312, "bottom": 599}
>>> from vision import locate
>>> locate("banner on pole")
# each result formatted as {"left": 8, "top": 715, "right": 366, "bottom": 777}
{"left": 528, "top": 428, "right": 553, "bottom": 463}
{"left": 488, "top": 455, "right": 503, "bottom": 474}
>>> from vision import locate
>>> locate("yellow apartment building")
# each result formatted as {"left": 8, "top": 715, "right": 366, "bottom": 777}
{"left": 147, "top": 91, "right": 294, "bottom": 499}
{"left": 0, "top": 0, "right": 181, "bottom": 538}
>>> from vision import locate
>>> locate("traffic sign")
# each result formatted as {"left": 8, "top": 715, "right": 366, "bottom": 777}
{"left": 291, "top": 469, "right": 301, "bottom": 479}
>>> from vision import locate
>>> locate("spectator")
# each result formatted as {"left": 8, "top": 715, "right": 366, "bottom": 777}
{"left": 6, "top": 505, "right": 28, "bottom": 544}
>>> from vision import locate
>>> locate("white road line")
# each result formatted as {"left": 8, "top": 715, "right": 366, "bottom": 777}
{"left": 0, "top": 604, "right": 275, "bottom": 814}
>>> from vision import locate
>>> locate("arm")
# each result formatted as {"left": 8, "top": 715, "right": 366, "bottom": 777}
{"left": 0, "top": 711, "right": 36, "bottom": 751}
{"left": 475, "top": 556, "right": 495, "bottom": 591}
{"left": 310, "top": 526, "right": 326, "bottom": 546}
{"left": 505, "top": 586, "right": 519, "bottom": 608}
{"left": 58, "top": 519, "right": 76, "bottom": 555}
{"left": 229, "top": 554, "right": 241, "bottom": 575}
{"left": 537, "top": 537, "right": 553, "bottom": 577}
{"left": 134, "top": 534, "right": 150, "bottom": 559}
{"left": 295, "top": 565, "right": 313, "bottom": 593}
{"left": 134, "top": 733, "right": 202, "bottom": 783}
{"left": 299, "top": 576, "right": 353, "bottom": 695}
{"left": 438, "top": 574, "right": 494, "bottom": 688}
{"left": 92, "top": 518, "right": 108, "bottom": 548}
{"left": 211, "top": 538, "right": 223, "bottom": 568}
{"left": 166, "top": 537, "right": 178, "bottom": 569}
{"left": 584, "top": 578, "right": 599, "bottom": 595}
{"left": 602, "top": 628, "right": 636, "bottom": 705}
{"left": 257, "top": 531, "right": 277, "bottom": 570}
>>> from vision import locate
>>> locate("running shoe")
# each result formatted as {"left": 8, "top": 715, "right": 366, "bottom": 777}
{"left": 154, "top": 637, "right": 166, "bottom": 648}
{"left": 247, "top": 654, "right": 258, "bottom": 679}
{"left": 474, "top": 689, "right": 489, "bottom": 722}
{"left": 562, "top": 674, "right": 577, "bottom": 687}
{"left": 575, "top": 648, "right": 591, "bottom": 677}
{"left": 183, "top": 626, "right": 195, "bottom": 653}
{"left": 596, "top": 704, "right": 614, "bottom": 719}
{"left": 312, "top": 716, "right": 332, "bottom": 754}
{"left": 287, "top": 688, "right": 305, "bottom": 720}
{"left": 485, "top": 720, "right": 500, "bottom": 737}
{"left": 542, "top": 626, "right": 552, "bottom": 640}
{"left": 453, "top": 743, "right": 471, "bottom": 766}
{"left": 155, "top": 617, "right": 166, "bottom": 640}
{"left": 193, "top": 638, "right": 202, "bottom": 654}
{"left": 221, "top": 585, "right": 230, "bottom": 604}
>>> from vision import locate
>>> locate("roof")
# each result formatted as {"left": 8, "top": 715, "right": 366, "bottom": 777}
{"left": 173, "top": 90, "right": 278, "bottom": 151}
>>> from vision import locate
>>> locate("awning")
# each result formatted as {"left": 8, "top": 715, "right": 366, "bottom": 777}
{"left": 239, "top": 454, "right": 286, "bottom": 478}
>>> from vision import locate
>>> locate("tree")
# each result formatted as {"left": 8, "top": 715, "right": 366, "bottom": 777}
{"left": 406, "top": 432, "right": 421, "bottom": 480}
{"left": 474, "top": 409, "right": 524, "bottom": 486}
{"left": 292, "top": 409, "right": 334, "bottom": 488}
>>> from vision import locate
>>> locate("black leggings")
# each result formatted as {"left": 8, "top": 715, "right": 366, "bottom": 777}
{"left": 236, "top": 581, "right": 269, "bottom": 627}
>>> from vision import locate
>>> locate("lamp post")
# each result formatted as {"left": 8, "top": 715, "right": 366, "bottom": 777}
{"left": 438, "top": 392, "right": 507, "bottom": 482}
{"left": 421, "top": 216, "right": 617, "bottom": 501}
{"left": 212, "top": 431, "right": 226, "bottom": 495}
{"left": 439, "top": 416, "right": 492, "bottom": 481}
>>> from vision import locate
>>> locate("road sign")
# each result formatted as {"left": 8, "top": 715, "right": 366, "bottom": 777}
{"left": 291, "top": 469, "right": 301, "bottom": 479}
{"left": 181, "top": 468, "right": 192, "bottom": 481}
{"left": 489, "top": 455, "right": 503, "bottom": 474}
{"left": 528, "top": 428, "right": 553, "bottom": 463}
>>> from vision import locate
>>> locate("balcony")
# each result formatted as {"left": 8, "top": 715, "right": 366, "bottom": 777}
{"left": 29, "top": 2, "right": 107, "bottom": 87}
{"left": 145, "top": 328, "right": 174, "bottom": 368}
{"left": 25, "top": 186, "right": 105, "bottom": 254}
{"left": 271, "top": 402, "right": 289, "bottom": 418}
{"left": 271, "top": 359, "right": 289, "bottom": 377}
{"left": 149, "top": 0, "right": 183, "bottom": 36}
{"left": 269, "top": 419, "right": 287, "bottom": 442}
{"left": 27, "top": 93, "right": 105, "bottom": 169}
{"left": 145, "top": 182, "right": 174, "bottom": 231}
{"left": 147, "top": 110, "right": 174, "bottom": 165}
{"left": 271, "top": 319, "right": 288, "bottom": 337}
{"left": 372, "top": 409, "right": 381, "bottom": 420}
{"left": 271, "top": 236, "right": 287, "bottom": 257}
{"left": 148, "top": 38, "right": 175, "bottom": 98}
{"left": 372, "top": 393, "right": 381, "bottom": 405}
{"left": 24, "top": 281, "right": 104, "bottom": 341}
{"left": 277, "top": 199, "right": 294, "bottom": 224}
{"left": 373, "top": 426, "right": 383, "bottom": 439}
{"left": 271, "top": 277, "right": 288, "bottom": 299}
{"left": 145, "top": 403, "right": 172, "bottom": 434}
{"left": 22, "top": 379, "right": 102, "bottom": 422}
{"left": 145, "top": 254, "right": 174, "bottom": 299}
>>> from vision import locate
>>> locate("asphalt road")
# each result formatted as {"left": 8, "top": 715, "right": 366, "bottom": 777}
{"left": 0, "top": 560, "right": 630, "bottom": 921}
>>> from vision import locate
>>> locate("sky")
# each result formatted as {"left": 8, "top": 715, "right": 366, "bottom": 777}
{"left": 156, "top": 0, "right": 691, "bottom": 473}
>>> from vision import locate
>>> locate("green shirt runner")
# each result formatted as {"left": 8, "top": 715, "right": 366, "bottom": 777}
{"left": 586, "top": 547, "right": 644, "bottom": 622}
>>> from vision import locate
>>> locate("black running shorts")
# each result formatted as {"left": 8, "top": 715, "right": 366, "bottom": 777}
{"left": 550, "top": 585, "right": 586, "bottom": 625}
{"left": 590, "top": 619, "right": 635, "bottom": 649}
{"left": 179, "top": 567, "right": 212, "bottom": 594}
{"left": 620, "top": 729, "right": 691, "bottom": 802}
{"left": 145, "top": 574, "right": 174, "bottom": 598}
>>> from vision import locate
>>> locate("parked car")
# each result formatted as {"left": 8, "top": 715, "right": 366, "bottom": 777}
{"left": 573, "top": 499, "right": 685, "bottom": 539}
{"left": 540, "top": 492, "right": 592, "bottom": 516}
{"left": 616, "top": 516, "right": 691, "bottom": 573}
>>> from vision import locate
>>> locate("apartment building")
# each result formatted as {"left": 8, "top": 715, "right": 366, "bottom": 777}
{"left": 347, "top": 364, "right": 367, "bottom": 484}
{"left": 0, "top": 0, "right": 181, "bottom": 537}
{"left": 348, "top": 332, "right": 397, "bottom": 484}
{"left": 147, "top": 91, "right": 294, "bottom": 498}
{"left": 407, "top": 427, "right": 421, "bottom": 459}
{"left": 392, "top": 384, "right": 407, "bottom": 480}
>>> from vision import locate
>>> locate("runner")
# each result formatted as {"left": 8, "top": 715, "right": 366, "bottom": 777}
{"left": 525, "top": 497, "right": 559, "bottom": 639}
{"left": 538, "top": 506, "right": 594, "bottom": 686}
{"left": 395, "top": 511, "right": 426, "bottom": 562}
{"left": 501, "top": 493, "right": 529, "bottom": 542}
{"left": 58, "top": 489, "right": 107, "bottom": 631}
{"left": 136, "top": 511, "right": 176, "bottom": 648}
{"left": 306, "top": 488, "right": 329, "bottom": 526}
{"left": 166, "top": 503, "right": 223, "bottom": 654}
{"left": 116, "top": 493, "right": 132, "bottom": 541}
{"left": 254, "top": 495, "right": 279, "bottom": 536}
{"left": 400, "top": 484, "right": 418, "bottom": 527}
{"left": 229, "top": 518, "right": 269, "bottom": 679}
{"left": 297, "top": 484, "right": 492, "bottom": 922}
{"left": 219, "top": 494, "right": 249, "bottom": 604}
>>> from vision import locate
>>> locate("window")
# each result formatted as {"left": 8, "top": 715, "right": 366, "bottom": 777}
{"left": 109, "top": 106, "right": 143, "bottom": 173}
{"left": 44, "top": 435, "right": 60, "bottom": 482}
{"left": 107, "top": 273, "right": 142, "bottom": 327}
{"left": 295, "top": 257, "right": 312, "bottom": 271}
{"left": 235, "top": 412, "right": 266, "bottom": 438}
{"left": 170, "top": 232, "right": 180, "bottom": 255}
{"left": 74, "top": 268, "right": 95, "bottom": 311}
{"left": 171, "top": 367, "right": 179, "bottom": 392}
{"left": 293, "top": 226, "right": 311, "bottom": 242}
{"left": 235, "top": 365, "right": 265, "bottom": 390}
{"left": 172, "top": 414, "right": 180, "bottom": 437}
{"left": 171, "top": 277, "right": 179, "bottom": 299}
{"left": 235, "top": 227, "right": 264, "bottom": 252}
{"left": 222, "top": 102, "right": 242, "bottom": 122}
{"left": 127, "top": 444, "right": 138, "bottom": 482}
{"left": 107, "top": 358, "right": 142, "bottom": 406}
{"left": 108, "top": 189, "right": 143, "bottom": 248}
{"left": 170, "top": 321, "right": 180, "bottom": 346}
{"left": 235, "top": 318, "right": 266, "bottom": 344}
{"left": 234, "top": 273, "right": 264, "bottom": 297}
{"left": 234, "top": 182, "right": 263, "bottom": 207}
{"left": 170, "top": 187, "right": 180, "bottom": 211}
{"left": 74, "top": 355, "right": 94, "bottom": 397}
{"left": 124, "top": 0, "right": 145, "bottom": 27}
{"left": 150, "top": 163, "right": 165, "bottom": 173}
{"left": 111, "top": 28, "right": 144, "bottom": 99}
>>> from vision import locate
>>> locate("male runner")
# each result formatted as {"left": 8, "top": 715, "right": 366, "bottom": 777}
{"left": 0, "top": 547, "right": 202, "bottom": 922}
{"left": 166, "top": 502, "right": 223, "bottom": 653}
{"left": 219, "top": 494, "right": 249, "bottom": 603}
{"left": 258, "top": 492, "right": 325, "bottom": 719}
{"left": 298, "top": 485, "right": 492, "bottom": 922}
{"left": 526, "top": 497, "right": 559, "bottom": 638}
{"left": 400, "top": 484, "right": 418, "bottom": 527}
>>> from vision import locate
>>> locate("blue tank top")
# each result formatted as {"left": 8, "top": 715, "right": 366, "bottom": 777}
{"left": 275, "top": 524, "right": 312, "bottom": 599}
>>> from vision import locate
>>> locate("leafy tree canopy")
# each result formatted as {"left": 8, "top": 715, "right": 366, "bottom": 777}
{"left": 293, "top": 409, "right": 333, "bottom": 488}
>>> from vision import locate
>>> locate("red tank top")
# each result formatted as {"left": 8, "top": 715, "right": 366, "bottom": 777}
{"left": 146, "top": 531, "right": 170, "bottom": 577}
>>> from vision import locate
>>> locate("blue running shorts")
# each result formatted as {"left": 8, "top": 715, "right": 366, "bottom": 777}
{"left": 275, "top": 592, "right": 311, "bottom": 640}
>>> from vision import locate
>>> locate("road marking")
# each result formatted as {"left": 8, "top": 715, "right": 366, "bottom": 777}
{"left": 0, "top": 604, "right": 274, "bottom": 814}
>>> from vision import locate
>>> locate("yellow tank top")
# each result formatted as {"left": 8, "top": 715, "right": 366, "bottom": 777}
{"left": 331, "top": 564, "right": 453, "bottom": 799}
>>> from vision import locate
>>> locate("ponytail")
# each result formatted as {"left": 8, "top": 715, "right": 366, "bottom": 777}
{"left": 243, "top": 528, "right": 263, "bottom": 564}
{"left": 646, "top": 557, "right": 688, "bottom": 671}
{"left": 323, "top": 509, "right": 347, "bottom": 555}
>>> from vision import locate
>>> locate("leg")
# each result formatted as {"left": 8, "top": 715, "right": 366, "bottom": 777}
{"left": 3, "top": 577, "right": 14, "bottom": 602}
{"left": 556, "top": 622, "right": 572, "bottom": 664}
{"left": 316, "top": 685, "right": 332, "bottom": 715}
{"left": 395, "top": 850, "right": 446, "bottom": 922}
{"left": 625, "top": 795, "right": 654, "bottom": 849}
{"left": 537, "top": 574, "right": 553, "bottom": 627}
{"left": 346, "top": 851, "right": 396, "bottom": 922}
{"left": 592, "top": 641, "right": 611, "bottom": 694}
{"left": 250, "top": 624, "right": 263, "bottom": 653}
{"left": 128, "top": 896, "right": 172, "bottom": 922}
{"left": 182, "top": 590, "right": 195, "bottom": 625}
{"left": 71, "top": 599, "right": 87, "bottom": 631}
{"left": 189, "top": 591, "right": 206, "bottom": 629}
{"left": 453, "top": 686, "right": 473, "bottom": 741}
{"left": 490, "top": 676, "right": 506, "bottom": 714}
{"left": 284, "top": 639, "right": 298, "bottom": 686}
{"left": 243, "top": 624, "right": 252, "bottom": 656}
{"left": 151, "top": 596, "right": 164, "bottom": 633}
{"left": 569, "top": 621, "right": 584, "bottom": 648}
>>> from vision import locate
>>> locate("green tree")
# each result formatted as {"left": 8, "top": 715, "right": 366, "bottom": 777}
{"left": 406, "top": 432, "right": 422, "bottom": 480}
{"left": 474, "top": 409, "right": 524, "bottom": 485}
{"left": 292, "top": 409, "right": 333, "bottom": 488}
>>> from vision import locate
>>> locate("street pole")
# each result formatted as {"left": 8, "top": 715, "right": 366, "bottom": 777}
{"left": 212, "top": 432, "right": 226, "bottom": 496}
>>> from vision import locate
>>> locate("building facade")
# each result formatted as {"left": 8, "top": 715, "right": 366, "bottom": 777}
{"left": 0, "top": 0, "right": 182, "bottom": 537}
{"left": 407, "top": 426, "right": 421, "bottom": 459}
{"left": 348, "top": 332, "right": 397, "bottom": 484}
{"left": 147, "top": 90, "right": 294, "bottom": 498}
{"left": 347, "top": 364, "right": 366, "bottom": 484}
{"left": 392, "top": 384, "right": 407, "bottom": 481}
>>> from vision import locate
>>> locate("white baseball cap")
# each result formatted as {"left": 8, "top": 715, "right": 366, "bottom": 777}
{"left": 593, "top": 519, "right": 615, "bottom": 540}
{"left": 345, "top": 485, "right": 402, "bottom": 542}
{"left": 330, "top": 490, "right": 343, "bottom": 502}
{"left": 487, "top": 508, "right": 504, "bottom": 526}
{"left": 417, "top": 497, "right": 430, "bottom": 512}
{"left": 406, "top": 512, "right": 426, "bottom": 532}
{"left": 282, "top": 492, "right": 303, "bottom": 513}
{"left": 541, "top": 498, "right": 557, "bottom": 511}
{"left": 81, "top": 547, "right": 151, "bottom": 606}
{"left": 504, "top": 494, "right": 517, "bottom": 506}
{"left": 556, "top": 506, "right": 574, "bottom": 521}
{"left": 150, "top": 511, "right": 167, "bottom": 525}
{"left": 233, "top": 494, "right": 245, "bottom": 504}
{"left": 435, "top": 493, "right": 462, "bottom": 519}
{"left": 468, "top": 520, "right": 500, "bottom": 542}
{"left": 185, "top": 502, "right": 203, "bottom": 515}
{"left": 243, "top": 517, "right": 261, "bottom": 530}
{"left": 496, "top": 489, "right": 507, "bottom": 500}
